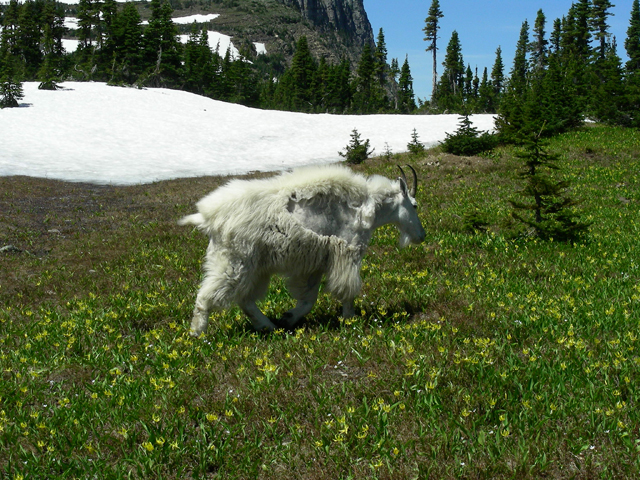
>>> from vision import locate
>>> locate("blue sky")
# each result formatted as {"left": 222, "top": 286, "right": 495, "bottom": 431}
{"left": 364, "top": 0, "right": 634, "bottom": 101}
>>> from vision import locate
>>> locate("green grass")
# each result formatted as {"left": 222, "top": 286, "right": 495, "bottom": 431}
{"left": 1, "top": 125, "right": 639, "bottom": 479}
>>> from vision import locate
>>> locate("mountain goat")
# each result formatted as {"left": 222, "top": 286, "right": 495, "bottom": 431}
{"left": 180, "top": 164, "right": 426, "bottom": 335}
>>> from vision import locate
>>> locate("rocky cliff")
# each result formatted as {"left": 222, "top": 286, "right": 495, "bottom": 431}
{"left": 282, "top": 0, "right": 373, "bottom": 48}
{"left": 171, "top": 0, "right": 374, "bottom": 67}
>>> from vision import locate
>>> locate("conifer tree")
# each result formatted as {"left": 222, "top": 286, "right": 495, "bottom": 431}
{"left": 77, "top": 0, "right": 96, "bottom": 49}
{"left": 512, "top": 20, "right": 530, "bottom": 88}
{"left": 589, "top": 42, "right": 630, "bottom": 125}
{"left": 224, "top": 55, "right": 260, "bottom": 107}
{"left": 472, "top": 66, "right": 480, "bottom": 99}
{"left": 550, "top": 18, "right": 562, "bottom": 53}
{"left": 568, "top": 0, "right": 593, "bottom": 60}
{"left": 423, "top": 0, "right": 444, "bottom": 100}
{"left": 388, "top": 57, "right": 400, "bottom": 109}
{"left": 464, "top": 64, "right": 473, "bottom": 100}
{"left": 407, "top": 128, "right": 425, "bottom": 155}
{"left": 287, "top": 36, "right": 317, "bottom": 111}
{"left": 336, "top": 57, "right": 353, "bottom": 112}
{"left": 441, "top": 113, "right": 496, "bottom": 156}
{"left": 434, "top": 30, "right": 464, "bottom": 111}
{"left": 443, "top": 30, "right": 464, "bottom": 95}
{"left": 324, "top": 57, "right": 351, "bottom": 113}
{"left": 562, "top": 0, "right": 592, "bottom": 108}
{"left": 110, "top": 2, "right": 144, "bottom": 84}
{"left": 183, "top": 25, "right": 215, "bottom": 95}
{"left": 1, "top": 0, "right": 20, "bottom": 55}
{"left": 142, "top": 0, "right": 182, "bottom": 87}
{"left": 496, "top": 21, "right": 530, "bottom": 140}
{"left": 353, "top": 43, "right": 384, "bottom": 113}
{"left": 271, "top": 36, "right": 321, "bottom": 112}
{"left": 216, "top": 47, "right": 235, "bottom": 100}
{"left": 390, "top": 58, "right": 400, "bottom": 80}
{"left": 37, "top": 0, "right": 64, "bottom": 90}
{"left": 510, "top": 132, "right": 590, "bottom": 242}
{"left": 490, "top": 46, "right": 505, "bottom": 107}
{"left": 530, "top": 9, "right": 548, "bottom": 71}
{"left": 591, "top": 0, "right": 615, "bottom": 61}
{"left": 397, "top": 55, "right": 416, "bottom": 113}
{"left": 37, "top": 54, "right": 58, "bottom": 90}
{"left": 625, "top": 0, "right": 640, "bottom": 126}
{"left": 477, "top": 67, "right": 493, "bottom": 112}
{"left": 16, "top": 0, "right": 43, "bottom": 78}
{"left": 374, "top": 28, "right": 388, "bottom": 88}
{"left": 625, "top": 0, "right": 640, "bottom": 71}
{"left": 538, "top": 49, "right": 581, "bottom": 134}
{"left": 313, "top": 57, "right": 332, "bottom": 110}
{"left": 0, "top": 49, "right": 23, "bottom": 108}
{"left": 339, "top": 128, "right": 374, "bottom": 164}
{"left": 100, "top": 0, "right": 118, "bottom": 56}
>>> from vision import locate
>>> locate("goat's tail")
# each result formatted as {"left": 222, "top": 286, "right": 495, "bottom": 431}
{"left": 178, "top": 213, "right": 205, "bottom": 227}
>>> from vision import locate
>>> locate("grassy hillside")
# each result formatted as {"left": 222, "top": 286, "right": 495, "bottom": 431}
{"left": 1, "top": 125, "right": 639, "bottom": 479}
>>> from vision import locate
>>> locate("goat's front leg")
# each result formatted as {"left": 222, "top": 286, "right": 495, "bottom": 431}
{"left": 341, "top": 298, "right": 356, "bottom": 319}
{"left": 190, "top": 303, "right": 211, "bottom": 337}
{"left": 239, "top": 301, "right": 278, "bottom": 333}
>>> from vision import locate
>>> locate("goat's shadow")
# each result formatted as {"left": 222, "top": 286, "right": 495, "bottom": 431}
{"left": 231, "top": 300, "right": 425, "bottom": 337}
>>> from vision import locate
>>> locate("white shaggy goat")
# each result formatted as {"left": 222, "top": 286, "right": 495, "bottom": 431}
{"left": 180, "top": 164, "right": 426, "bottom": 334}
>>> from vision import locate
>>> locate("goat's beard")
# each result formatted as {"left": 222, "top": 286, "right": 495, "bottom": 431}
{"left": 398, "top": 232, "right": 412, "bottom": 249}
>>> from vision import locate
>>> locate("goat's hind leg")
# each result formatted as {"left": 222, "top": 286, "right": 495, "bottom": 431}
{"left": 238, "top": 273, "right": 278, "bottom": 332}
{"left": 239, "top": 301, "right": 278, "bottom": 332}
{"left": 277, "top": 272, "right": 322, "bottom": 329}
{"left": 190, "top": 283, "right": 215, "bottom": 337}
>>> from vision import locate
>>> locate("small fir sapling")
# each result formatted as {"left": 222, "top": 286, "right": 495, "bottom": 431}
{"left": 383, "top": 142, "right": 393, "bottom": 162}
{"left": 0, "top": 52, "right": 24, "bottom": 108}
{"left": 407, "top": 128, "right": 426, "bottom": 155}
{"left": 463, "top": 207, "right": 490, "bottom": 233}
{"left": 339, "top": 128, "right": 374, "bottom": 164}
{"left": 38, "top": 56, "right": 59, "bottom": 91}
{"left": 0, "top": 80, "right": 23, "bottom": 108}
{"left": 509, "top": 132, "right": 591, "bottom": 241}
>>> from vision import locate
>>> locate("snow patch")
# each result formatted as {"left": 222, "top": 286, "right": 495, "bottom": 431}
{"left": 0, "top": 82, "right": 495, "bottom": 185}
{"left": 172, "top": 14, "right": 220, "bottom": 24}
{"left": 178, "top": 31, "right": 240, "bottom": 59}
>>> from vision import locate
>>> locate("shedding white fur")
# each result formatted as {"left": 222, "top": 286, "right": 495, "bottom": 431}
{"left": 180, "top": 164, "right": 426, "bottom": 334}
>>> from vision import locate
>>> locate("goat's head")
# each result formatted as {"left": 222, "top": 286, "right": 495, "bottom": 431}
{"left": 394, "top": 165, "right": 427, "bottom": 247}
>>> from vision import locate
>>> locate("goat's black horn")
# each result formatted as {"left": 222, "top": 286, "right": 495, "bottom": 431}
{"left": 406, "top": 164, "right": 418, "bottom": 197}
{"left": 396, "top": 165, "right": 408, "bottom": 190}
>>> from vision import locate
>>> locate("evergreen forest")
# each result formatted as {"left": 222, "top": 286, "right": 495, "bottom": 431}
{"left": 425, "top": 0, "right": 640, "bottom": 134}
{"left": 1, "top": 0, "right": 639, "bottom": 134}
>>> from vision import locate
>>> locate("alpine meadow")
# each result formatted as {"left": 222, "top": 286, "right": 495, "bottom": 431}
{"left": 2, "top": 0, "right": 640, "bottom": 478}
{"left": 1, "top": 125, "right": 639, "bottom": 478}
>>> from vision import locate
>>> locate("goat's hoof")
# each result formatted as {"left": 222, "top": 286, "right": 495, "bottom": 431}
{"left": 254, "top": 325, "right": 276, "bottom": 336}
{"left": 273, "top": 313, "right": 299, "bottom": 331}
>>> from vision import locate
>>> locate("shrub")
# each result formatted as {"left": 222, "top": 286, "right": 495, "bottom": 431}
{"left": 441, "top": 114, "right": 496, "bottom": 156}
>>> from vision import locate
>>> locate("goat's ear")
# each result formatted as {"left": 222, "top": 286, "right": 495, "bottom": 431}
{"left": 357, "top": 198, "right": 376, "bottom": 230}
{"left": 398, "top": 177, "right": 408, "bottom": 196}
